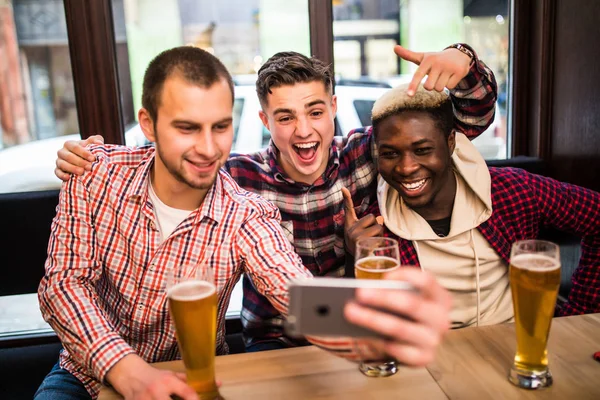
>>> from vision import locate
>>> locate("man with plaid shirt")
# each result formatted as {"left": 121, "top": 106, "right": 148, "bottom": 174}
{"left": 54, "top": 44, "right": 498, "bottom": 350}
{"left": 344, "top": 83, "right": 600, "bottom": 329}
{"left": 37, "top": 46, "right": 452, "bottom": 400}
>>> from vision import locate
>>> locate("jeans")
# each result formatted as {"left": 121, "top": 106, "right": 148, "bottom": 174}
{"left": 34, "top": 362, "right": 91, "bottom": 400}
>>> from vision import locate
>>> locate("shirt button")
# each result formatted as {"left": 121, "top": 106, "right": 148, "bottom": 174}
{"left": 150, "top": 222, "right": 156, "bottom": 230}
{"left": 138, "top": 305, "right": 144, "bottom": 310}
{"left": 313, "top": 220, "right": 318, "bottom": 227}
{"left": 149, "top": 264, "right": 155, "bottom": 271}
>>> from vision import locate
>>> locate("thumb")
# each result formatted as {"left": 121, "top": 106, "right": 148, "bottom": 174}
{"left": 394, "top": 45, "right": 424, "bottom": 66}
{"left": 341, "top": 187, "right": 358, "bottom": 225}
{"left": 86, "top": 135, "right": 104, "bottom": 146}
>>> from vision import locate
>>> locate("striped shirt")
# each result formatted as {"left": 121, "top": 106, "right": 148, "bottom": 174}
{"left": 39, "top": 147, "right": 364, "bottom": 398}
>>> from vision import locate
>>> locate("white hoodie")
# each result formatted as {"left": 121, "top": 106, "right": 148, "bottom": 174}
{"left": 377, "top": 133, "right": 513, "bottom": 328}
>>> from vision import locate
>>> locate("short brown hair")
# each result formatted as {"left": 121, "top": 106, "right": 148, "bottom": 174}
{"left": 255, "top": 51, "right": 333, "bottom": 107}
{"left": 141, "top": 46, "right": 234, "bottom": 123}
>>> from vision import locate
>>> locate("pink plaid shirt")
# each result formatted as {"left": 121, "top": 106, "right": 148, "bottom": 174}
{"left": 38, "top": 146, "right": 365, "bottom": 398}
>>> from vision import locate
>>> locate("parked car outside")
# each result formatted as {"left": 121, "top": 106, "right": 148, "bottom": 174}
{"left": 0, "top": 80, "right": 505, "bottom": 194}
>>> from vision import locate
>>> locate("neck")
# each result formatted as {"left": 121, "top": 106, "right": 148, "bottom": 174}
{"left": 414, "top": 170, "right": 457, "bottom": 221}
{"left": 150, "top": 167, "right": 209, "bottom": 211}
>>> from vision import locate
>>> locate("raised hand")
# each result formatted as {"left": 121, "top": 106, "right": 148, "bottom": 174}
{"left": 394, "top": 44, "right": 472, "bottom": 96}
{"left": 55, "top": 134, "right": 104, "bottom": 181}
{"left": 341, "top": 187, "right": 384, "bottom": 256}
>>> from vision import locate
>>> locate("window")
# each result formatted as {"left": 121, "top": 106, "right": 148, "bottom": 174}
{"left": 110, "top": 0, "right": 312, "bottom": 315}
{"left": 0, "top": 0, "right": 79, "bottom": 338}
{"left": 332, "top": 0, "right": 510, "bottom": 160}
{"left": 353, "top": 99, "right": 376, "bottom": 126}
{"left": 0, "top": 0, "right": 80, "bottom": 194}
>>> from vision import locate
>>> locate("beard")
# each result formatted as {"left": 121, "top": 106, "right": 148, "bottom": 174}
{"left": 154, "top": 137, "right": 223, "bottom": 191}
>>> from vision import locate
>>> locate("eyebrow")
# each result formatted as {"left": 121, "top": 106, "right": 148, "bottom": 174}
{"left": 411, "top": 139, "right": 433, "bottom": 146}
{"left": 171, "top": 117, "right": 233, "bottom": 127}
{"left": 272, "top": 99, "right": 328, "bottom": 116}
{"left": 305, "top": 100, "right": 326, "bottom": 108}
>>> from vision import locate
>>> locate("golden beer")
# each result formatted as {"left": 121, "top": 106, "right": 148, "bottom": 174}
{"left": 355, "top": 256, "right": 400, "bottom": 279}
{"left": 168, "top": 280, "right": 220, "bottom": 399}
{"left": 510, "top": 253, "right": 560, "bottom": 380}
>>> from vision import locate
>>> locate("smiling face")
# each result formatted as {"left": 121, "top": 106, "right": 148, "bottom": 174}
{"left": 139, "top": 75, "right": 234, "bottom": 209}
{"left": 259, "top": 81, "right": 337, "bottom": 184}
{"left": 376, "top": 111, "right": 456, "bottom": 220}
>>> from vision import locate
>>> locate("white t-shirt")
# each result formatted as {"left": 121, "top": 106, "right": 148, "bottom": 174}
{"left": 147, "top": 181, "right": 192, "bottom": 243}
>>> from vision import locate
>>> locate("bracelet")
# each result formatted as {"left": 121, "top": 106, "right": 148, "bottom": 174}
{"left": 445, "top": 44, "right": 475, "bottom": 65}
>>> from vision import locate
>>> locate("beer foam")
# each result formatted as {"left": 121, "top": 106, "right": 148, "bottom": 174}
{"left": 511, "top": 254, "right": 560, "bottom": 271}
{"left": 168, "top": 280, "right": 216, "bottom": 301}
{"left": 355, "top": 256, "right": 400, "bottom": 272}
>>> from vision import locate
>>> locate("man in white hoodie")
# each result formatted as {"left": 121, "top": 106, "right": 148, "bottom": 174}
{"left": 344, "top": 84, "right": 600, "bottom": 328}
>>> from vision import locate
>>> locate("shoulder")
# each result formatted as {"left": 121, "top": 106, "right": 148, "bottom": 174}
{"left": 226, "top": 149, "right": 270, "bottom": 174}
{"left": 89, "top": 144, "right": 154, "bottom": 166}
{"left": 218, "top": 170, "right": 280, "bottom": 218}
{"left": 81, "top": 145, "right": 153, "bottom": 186}
{"left": 489, "top": 167, "right": 537, "bottom": 208}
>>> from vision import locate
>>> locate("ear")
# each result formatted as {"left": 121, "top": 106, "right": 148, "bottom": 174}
{"left": 447, "top": 130, "right": 456, "bottom": 155}
{"left": 331, "top": 94, "right": 338, "bottom": 115}
{"left": 259, "top": 110, "right": 270, "bottom": 131}
{"left": 138, "top": 109, "right": 156, "bottom": 143}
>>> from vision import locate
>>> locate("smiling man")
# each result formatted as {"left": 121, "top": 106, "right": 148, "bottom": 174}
{"left": 37, "top": 46, "right": 454, "bottom": 400}
{"left": 53, "top": 44, "right": 498, "bottom": 352}
{"left": 345, "top": 83, "right": 600, "bottom": 328}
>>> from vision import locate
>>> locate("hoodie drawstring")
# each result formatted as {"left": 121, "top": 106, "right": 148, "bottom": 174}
{"left": 470, "top": 229, "right": 481, "bottom": 327}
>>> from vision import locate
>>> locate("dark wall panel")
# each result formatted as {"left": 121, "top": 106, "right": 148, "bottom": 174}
{"left": 549, "top": 0, "right": 600, "bottom": 190}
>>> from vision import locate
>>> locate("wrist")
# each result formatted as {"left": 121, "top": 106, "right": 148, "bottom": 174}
{"left": 444, "top": 43, "right": 475, "bottom": 66}
{"left": 105, "top": 354, "right": 149, "bottom": 397}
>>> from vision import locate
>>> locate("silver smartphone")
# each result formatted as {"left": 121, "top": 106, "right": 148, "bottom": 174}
{"left": 284, "top": 277, "right": 416, "bottom": 339}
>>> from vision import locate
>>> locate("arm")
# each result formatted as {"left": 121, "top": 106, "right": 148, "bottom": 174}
{"left": 54, "top": 135, "right": 144, "bottom": 181}
{"left": 237, "top": 205, "right": 450, "bottom": 366}
{"left": 395, "top": 43, "right": 498, "bottom": 138}
{"left": 38, "top": 176, "right": 196, "bottom": 400}
{"left": 526, "top": 172, "right": 600, "bottom": 315}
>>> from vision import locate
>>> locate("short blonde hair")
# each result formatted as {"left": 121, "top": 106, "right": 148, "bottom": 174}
{"left": 371, "top": 83, "right": 454, "bottom": 136}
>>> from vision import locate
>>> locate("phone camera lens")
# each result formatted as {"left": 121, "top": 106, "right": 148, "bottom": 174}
{"left": 316, "top": 305, "right": 330, "bottom": 316}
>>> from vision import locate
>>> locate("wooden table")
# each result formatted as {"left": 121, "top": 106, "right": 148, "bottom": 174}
{"left": 428, "top": 313, "right": 600, "bottom": 399}
{"left": 99, "top": 314, "right": 600, "bottom": 399}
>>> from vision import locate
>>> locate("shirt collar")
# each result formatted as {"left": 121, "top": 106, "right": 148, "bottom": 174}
{"left": 266, "top": 140, "right": 340, "bottom": 186}
{"left": 125, "top": 147, "right": 223, "bottom": 224}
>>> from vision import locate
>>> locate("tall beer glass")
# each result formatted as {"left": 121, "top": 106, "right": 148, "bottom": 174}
{"left": 508, "top": 240, "right": 561, "bottom": 389}
{"left": 355, "top": 237, "right": 400, "bottom": 377}
{"left": 166, "top": 265, "right": 221, "bottom": 400}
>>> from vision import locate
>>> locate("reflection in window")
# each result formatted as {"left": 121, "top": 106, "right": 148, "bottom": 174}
{"left": 0, "top": 0, "right": 80, "bottom": 148}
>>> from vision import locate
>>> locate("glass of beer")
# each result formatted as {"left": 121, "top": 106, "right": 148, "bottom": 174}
{"left": 508, "top": 240, "right": 561, "bottom": 389}
{"left": 166, "top": 264, "right": 221, "bottom": 400}
{"left": 354, "top": 237, "right": 401, "bottom": 377}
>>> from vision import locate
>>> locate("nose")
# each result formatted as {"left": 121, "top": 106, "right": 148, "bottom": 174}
{"left": 193, "top": 127, "right": 218, "bottom": 159}
{"left": 295, "top": 116, "right": 313, "bottom": 139}
{"left": 394, "top": 154, "right": 420, "bottom": 177}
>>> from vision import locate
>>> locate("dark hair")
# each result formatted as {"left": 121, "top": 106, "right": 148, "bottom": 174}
{"left": 141, "top": 46, "right": 234, "bottom": 123}
{"left": 255, "top": 51, "right": 333, "bottom": 107}
{"left": 372, "top": 98, "right": 455, "bottom": 139}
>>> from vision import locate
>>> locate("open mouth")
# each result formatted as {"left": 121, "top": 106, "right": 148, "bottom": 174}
{"left": 399, "top": 178, "right": 429, "bottom": 195}
{"left": 292, "top": 142, "right": 319, "bottom": 162}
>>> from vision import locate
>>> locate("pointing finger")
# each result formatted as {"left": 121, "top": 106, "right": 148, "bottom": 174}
{"left": 394, "top": 45, "right": 424, "bottom": 66}
{"left": 341, "top": 187, "right": 358, "bottom": 224}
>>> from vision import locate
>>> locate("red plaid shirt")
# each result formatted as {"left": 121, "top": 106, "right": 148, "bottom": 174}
{"left": 231, "top": 49, "right": 498, "bottom": 348}
{"left": 39, "top": 147, "right": 371, "bottom": 398}
{"left": 374, "top": 167, "right": 600, "bottom": 316}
